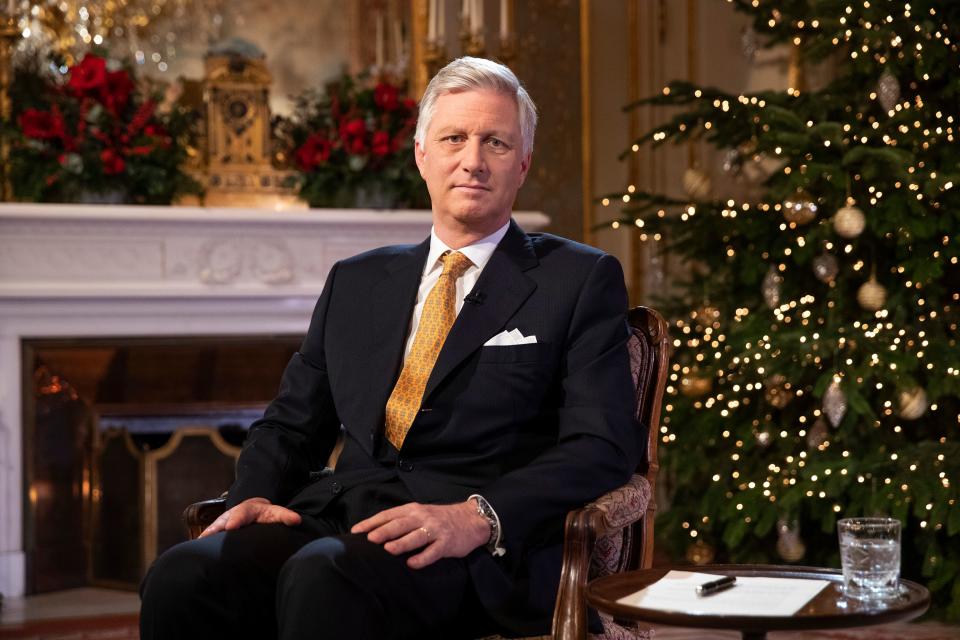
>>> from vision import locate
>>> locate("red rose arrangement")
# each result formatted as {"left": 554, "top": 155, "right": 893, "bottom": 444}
{"left": 283, "top": 75, "right": 428, "bottom": 208}
{"left": 10, "top": 53, "right": 201, "bottom": 204}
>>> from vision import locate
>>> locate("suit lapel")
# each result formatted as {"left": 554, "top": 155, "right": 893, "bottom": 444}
{"left": 423, "top": 220, "right": 538, "bottom": 400}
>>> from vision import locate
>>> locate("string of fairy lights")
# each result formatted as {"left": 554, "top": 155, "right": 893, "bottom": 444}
{"left": 603, "top": 1, "right": 959, "bottom": 557}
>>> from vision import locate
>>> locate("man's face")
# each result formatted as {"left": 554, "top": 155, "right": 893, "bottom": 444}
{"left": 415, "top": 89, "right": 531, "bottom": 237}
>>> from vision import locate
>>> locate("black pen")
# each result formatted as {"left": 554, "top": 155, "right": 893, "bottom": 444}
{"left": 695, "top": 575, "right": 737, "bottom": 597}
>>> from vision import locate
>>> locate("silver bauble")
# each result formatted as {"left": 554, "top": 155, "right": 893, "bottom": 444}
{"left": 806, "top": 418, "right": 829, "bottom": 448}
{"left": 897, "top": 387, "right": 928, "bottom": 420}
{"left": 741, "top": 26, "right": 758, "bottom": 62}
{"left": 723, "top": 148, "right": 742, "bottom": 176}
{"left": 833, "top": 205, "right": 866, "bottom": 238}
{"left": 683, "top": 168, "right": 712, "bottom": 200}
{"left": 782, "top": 190, "right": 818, "bottom": 225}
{"left": 813, "top": 253, "right": 839, "bottom": 283}
{"left": 823, "top": 377, "right": 848, "bottom": 427}
{"left": 756, "top": 430, "right": 772, "bottom": 447}
{"left": 878, "top": 69, "right": 901, "bottom": 112}
{"left": 776, "top": 519, "right": 806, "bottom": 562}
{"left": 762, "top": 266, "right": 783, "bottom": 308}
{"left": 857, "top": 277, "right": 888, "bottom": 311}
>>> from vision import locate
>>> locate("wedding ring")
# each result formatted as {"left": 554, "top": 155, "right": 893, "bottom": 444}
{"left": 419, "top": 527, "right": 432, "bottom": 539}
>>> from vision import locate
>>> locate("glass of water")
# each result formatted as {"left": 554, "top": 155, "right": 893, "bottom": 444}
{"left": 838, "top": 516, "right": 901, "bottom": 599}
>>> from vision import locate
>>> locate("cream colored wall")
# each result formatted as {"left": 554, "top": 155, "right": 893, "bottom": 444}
{"left": 587, "top": 0, "right": 795, "bottom": 306}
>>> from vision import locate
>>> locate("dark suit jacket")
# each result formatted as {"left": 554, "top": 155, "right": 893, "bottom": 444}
{"left": 227, "top": 220, "right": 643, "bottom": 634}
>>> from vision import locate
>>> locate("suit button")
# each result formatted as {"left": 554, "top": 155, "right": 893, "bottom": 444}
{"left": 331, "top": 481, "right": 342, "bottom": 495}
{"left": 398, "top": 459, "right": 414, "bottom": 472}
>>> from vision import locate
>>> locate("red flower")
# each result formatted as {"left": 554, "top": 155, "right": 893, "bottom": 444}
{"left": 391, "top": 132, "right": 410, "bottom": 154}
{"left": 374, "top": 82, "right": 400, "bottom": 112}
{"left": 371, "top": 130, "right": 391, "bottom": 157}
{"left": 338, "top": 118, "right": 367, "bottom": 155}
{"left": 19, "top": 108, "right": 65, "bottom": 140}
{"left": 102, "top": 69, "right": 135, "bottom": 115}
{"left": 294, "top": 133, "right": 333, "bottom": 171}
{"left": 67, "top": 55, "right": 108, "bottom": 96}
{"left": 126, "top": 145, "right": 155, "bottom": 156}
{"left": 100, "top": 148, "right": 126, "bottom": 175}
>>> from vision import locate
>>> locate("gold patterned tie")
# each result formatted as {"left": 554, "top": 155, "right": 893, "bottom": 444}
{"left": 385, "top": 251, "right": 473, "bottom": 449}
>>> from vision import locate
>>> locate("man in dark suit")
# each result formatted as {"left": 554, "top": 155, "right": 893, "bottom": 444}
{"left": 140, "top": 56, "right": 641, "bottom": 640}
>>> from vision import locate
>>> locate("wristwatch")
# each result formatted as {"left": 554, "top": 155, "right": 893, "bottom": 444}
{"left": 469, "top": 494, "right": 506, "bottom": 557}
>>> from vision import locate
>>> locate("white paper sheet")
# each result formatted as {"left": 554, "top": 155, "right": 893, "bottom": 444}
{"left": 616, "top": 570, "right": 831, "bottom": 617}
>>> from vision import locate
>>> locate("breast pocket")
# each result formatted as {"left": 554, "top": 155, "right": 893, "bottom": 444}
{"left": 477, "top": 342, "right": 549, "bottom": 364}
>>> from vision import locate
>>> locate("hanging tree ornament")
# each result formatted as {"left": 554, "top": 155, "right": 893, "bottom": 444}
{"left": 833, "top": 201, "right": 866, "bottom": 238}
{"left": 762, "top": 266, "right": 783, "bottom": 308}
{"left": 683, "top": 167, "right": 712, "bottom": 200}
{"left": 823, "top": 376, "right": 847, "bottom": 427}
{"left": 740, "top": 26, "right": 758, "bottom": 62}
{"left": 776, "top": 519, "right": 806, "bottom": 562}
{"left": 897, "top": 387, "right": 928, "bottom": 420}
{"left": 782, "top": 190, "right": 818, "bottom": 225}
{"left": 857, "top": 276, "right": 888, "bottom": 311}
{"left": 680, "top": 372, "right": 713, "bottom": 398}
{"left": 812, "top": 253, "right": 839, "bottom": 283}
{"left": 764, "top": 374, "right": 794, "bottom": 409}
{"left": 694, "top": 303, "right": 721, "bottom": 328}
{"left": 877, "top": 68, "right": 901, "bottom": 112}
{"left": 685, "top": 539, "right": 716, "bottom": 565}
{"left": 806, "top": 418, "right": 829, "bottom": 449}
{"left": 722, "top": 148, "right": 743, "bottom": 177}
{"left": 756, "top": 430, "right": 772, "bottom": 447}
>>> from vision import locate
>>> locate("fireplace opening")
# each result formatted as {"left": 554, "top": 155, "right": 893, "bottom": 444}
{"left": 23, "top": 335, "right": 300, "bottom": 594}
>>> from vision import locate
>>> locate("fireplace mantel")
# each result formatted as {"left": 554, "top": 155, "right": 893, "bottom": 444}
{"left": 0, "top": 203, "right": 548, "bottom": 597}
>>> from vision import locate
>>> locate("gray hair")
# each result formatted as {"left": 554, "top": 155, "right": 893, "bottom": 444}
{"left": 415, "top": 56, "right": 537, "bottom": 157}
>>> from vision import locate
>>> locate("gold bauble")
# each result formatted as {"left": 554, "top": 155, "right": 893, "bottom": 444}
{"left": 694, "top": 304, "right": 721, "bottom": 327}
{"left": 685, "top": 540, "right": 716, "bottom": 565}
{"left": 782, "top": 190, "right": 818, "bottom": 225}
{"left": 833, "top": 205, "right": 866, "bottom": 238}
{"left": 683, "top": 168, "right": 712, "bottom": 200}
{"left": 856, "top": 277, "right": 888, "bottom": 311}
{"left": 897, "top": 387, "right": 928, "bottom": 420}
{"left": 764, "top": 374, "right": 794, "bottom": 409}
{"left": 681, "top": 374, "right": 713, "bottom": 398}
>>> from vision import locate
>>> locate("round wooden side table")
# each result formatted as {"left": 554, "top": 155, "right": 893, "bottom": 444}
{"left": 586, "top": 564, "right": 930, "bottom": 640}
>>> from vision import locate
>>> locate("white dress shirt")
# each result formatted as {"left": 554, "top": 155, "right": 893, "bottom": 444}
{"left": 401, "top": 221, "right": 510, "bottom": 362}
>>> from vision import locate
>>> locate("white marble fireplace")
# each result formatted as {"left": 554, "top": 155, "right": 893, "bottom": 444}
{"left": 0, "top": 203, "right": 547, "bottom": 597}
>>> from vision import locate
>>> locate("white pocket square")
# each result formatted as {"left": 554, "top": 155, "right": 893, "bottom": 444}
{"left": 484, "top": 329, "right": 538, "bottom": 346}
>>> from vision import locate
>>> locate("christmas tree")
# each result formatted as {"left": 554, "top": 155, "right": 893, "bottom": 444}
{"left": 607, "top": 0, "right": 960, "bottom": 618}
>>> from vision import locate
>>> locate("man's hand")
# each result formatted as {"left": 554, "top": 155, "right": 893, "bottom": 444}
{"left": 198, "top": 497, "right": 302, "bottom": 538}
{"left": 351, "top": 500, "right": 490, "bottom": 569}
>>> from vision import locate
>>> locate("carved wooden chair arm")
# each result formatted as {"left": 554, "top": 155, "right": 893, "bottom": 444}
{"left": 552, "top": 474, "right": 652, "bottom": 640}
{"left": 183, "top": 495, "right": 227, "bottom": 540}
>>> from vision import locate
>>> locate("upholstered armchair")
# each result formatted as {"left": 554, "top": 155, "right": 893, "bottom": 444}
{"left": 184, "top": 306, "right": 670, "bottom": 640}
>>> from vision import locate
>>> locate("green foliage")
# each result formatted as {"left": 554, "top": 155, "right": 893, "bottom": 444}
{"left": 611, "top": 0, "right": 960, "bottom": 620}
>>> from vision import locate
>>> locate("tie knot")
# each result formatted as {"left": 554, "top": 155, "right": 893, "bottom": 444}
{"left": 440, "top": 251, "right": 473, "bottom": 279}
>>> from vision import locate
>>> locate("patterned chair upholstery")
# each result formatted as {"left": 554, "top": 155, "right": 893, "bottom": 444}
{"left": 184, "top": 306, "right": 670, "bottom": 640}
